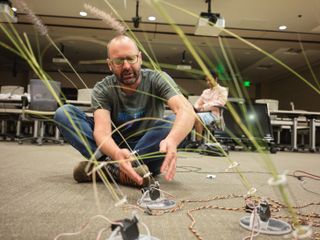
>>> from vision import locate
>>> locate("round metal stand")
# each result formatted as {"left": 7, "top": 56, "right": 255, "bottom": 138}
{"left": 239, "top": 215, "right": 292, "bottom": 235}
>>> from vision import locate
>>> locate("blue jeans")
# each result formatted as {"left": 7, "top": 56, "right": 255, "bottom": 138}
{"left": 197, "top": 112, "right": 218, "bottom": 125}
{"left": 54, "top": 104, "right": 183, "bottom": 175}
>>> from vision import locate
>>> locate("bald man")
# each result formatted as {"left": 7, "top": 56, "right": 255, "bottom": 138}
{"left": 55, "top": 35, "right": 195, "bottom": 187}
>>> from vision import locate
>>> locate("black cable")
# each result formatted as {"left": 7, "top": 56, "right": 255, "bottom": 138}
{"left": 176, "top": 165, "right": 271, "bottom": 175}
{"left": 177, "top": 165, "right": 320, "bottom": 196}
{"left": 292, "top": 170, "right": 320, "bottom": 181}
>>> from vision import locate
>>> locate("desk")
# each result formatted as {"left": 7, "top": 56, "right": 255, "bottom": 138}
{"left": 65, "top": 100, "right": 91, "bottom": 106}
{"left": 0, "top": 108, "right": 22, "bottom": 138}
{"left": 270, "top": 110, "right": 320, "bottom": 151}
{"left": 0, "top": 97, "right": 94, "bottom": 142}
{"left": 0, "top": 97, "right": 22, "bottom": 138}
{"left": 65, "top": 100, "right": 93, "bottom": 113}
{"left": 0, "top": 99, "right": 23, "bottom": 109}
{"left": 0, "top": 96, "right": 58, "bottom": 143}
{"left": 270, "top": 110, "right": 320, "bottom": 118}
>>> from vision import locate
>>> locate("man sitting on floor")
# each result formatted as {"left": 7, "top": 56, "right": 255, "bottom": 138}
{"left": 54, "top": 35, "right": 195, "bottom": 187}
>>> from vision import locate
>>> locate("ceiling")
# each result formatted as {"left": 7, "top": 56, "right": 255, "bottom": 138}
{"left": 1, "top": 0, "right": 320, "bottom": 85}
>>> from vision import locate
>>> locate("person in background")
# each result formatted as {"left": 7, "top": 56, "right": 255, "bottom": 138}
{"left": 192, "top": 70, "right": 228, "bottom": 146}
{"left": 54, "top": 35, "right": 195, "bottom": 187}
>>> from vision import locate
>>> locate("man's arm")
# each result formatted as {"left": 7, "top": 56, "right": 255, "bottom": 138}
{"left": 160, "top": 94, "right": 195, "bottom": 181}
{"left": 93, "top": 109, "right": 143, "bottom": 185}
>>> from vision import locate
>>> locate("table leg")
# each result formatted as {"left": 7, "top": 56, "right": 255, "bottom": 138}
{"left": 309, "top": 118, "right": 316, "bottom": 152}
{"left": 292, "top": 118, "right": 298, "bottom": 151}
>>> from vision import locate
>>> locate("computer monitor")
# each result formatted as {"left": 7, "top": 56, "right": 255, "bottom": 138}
{"left": 223, "top": 102, "right": 274, "bottom": 141}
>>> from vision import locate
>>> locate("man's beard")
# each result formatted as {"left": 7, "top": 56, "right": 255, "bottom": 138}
{"left": 117, "top": 69, "right": 140, "bottom": 85}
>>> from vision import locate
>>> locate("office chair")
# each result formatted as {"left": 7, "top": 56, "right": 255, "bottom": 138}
{"left": 185, "top": 105, "right": 229, "bottom": 157}
{"left": 17, "top": 79, "right": 64, "bottom": 145}
{"left": 198, "top": 105, "right": 229, "bottom": 156}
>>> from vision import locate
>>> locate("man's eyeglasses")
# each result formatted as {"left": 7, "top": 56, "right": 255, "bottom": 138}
{"left": 110, "top": 54, "right": 139, "bottom": 66}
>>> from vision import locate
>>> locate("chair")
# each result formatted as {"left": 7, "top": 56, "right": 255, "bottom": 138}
{"left": 75, "top": 88, "right": 93, "bottom": 112}
{"left": 185, "top": 105, "right": 229, "bottom": 156}
{"left": 199, "top": 105, "right": 229, "bottom": 156}
{"left": 17, "top": 79, "right": 63, "bottom": 145}
{"left": 0, "top": 85, "right": 24, "bottom": 95}
{"left": 0, "top": 85, "right": 25, "bottom": 140}
{"left": 185, "top": 91, "right": 229, "bottom": 156}
{"left": 77, "top": 88, "right": 92, "bottom": 101}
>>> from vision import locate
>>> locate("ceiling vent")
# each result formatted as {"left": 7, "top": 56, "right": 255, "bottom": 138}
{"left": 283, "top": 48, "right": 302, "bottom": 55}
{"left": 52, "top": 43, "right": 68, "bottom": 64}
{"left": 257, "top": 63, "right": 273, "bottom": 70}
{"left": 176, "top": 50, "right": 192, "bottom": 70}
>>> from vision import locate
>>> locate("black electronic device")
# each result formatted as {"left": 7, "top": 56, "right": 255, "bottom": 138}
{"left": 111, "top": 216, "right": 139, "bottom": 240}
{"left": 142, "top": 183, "right": 160, "bottom": 201}
{"left": 222, "top": 102, "right": 277, "bottom": 153}
{"left": 240, "top": 200, "right": 291, "bottom": 235}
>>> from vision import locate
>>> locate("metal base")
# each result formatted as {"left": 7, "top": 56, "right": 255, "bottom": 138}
{"left": 108, "top": 234, "right": 159, "bottom": 240}
{"left": 137, "top": 190, "right": 176, "bottom": 210}
{"left": 239, "top": 215, "right": 292, "bottom": 235}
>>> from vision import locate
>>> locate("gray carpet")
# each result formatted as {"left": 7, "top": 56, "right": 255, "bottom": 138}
{"left": 0, "top": 142, "right": 319, "bottom": 240}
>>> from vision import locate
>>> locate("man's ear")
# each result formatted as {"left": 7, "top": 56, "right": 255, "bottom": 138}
{"left": 138, "top": 51, "right": 142, "bottom": 62}
{"left": 107, "top": 59, "right": 113, "bottom": 72}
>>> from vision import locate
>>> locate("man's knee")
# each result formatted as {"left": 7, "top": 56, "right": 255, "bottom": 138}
{"left": 165, "top": 114, "right": 175, "bottom": 122}
{"left": 54, "top": 104, "right": 76, "bottom": 123}
{"left": 159, "top": 114, "right": 175, "bottom": 127}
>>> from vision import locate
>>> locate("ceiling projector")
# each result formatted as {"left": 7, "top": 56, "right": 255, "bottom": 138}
{"left": 0, "top": 0, "right": 17, "bottom": 23}
{"left": 194, "top": 12, "right": 225, "bottom": 36}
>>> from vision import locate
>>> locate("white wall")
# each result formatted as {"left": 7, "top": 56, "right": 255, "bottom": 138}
{"left": 261, "top": 66, "right": 320, "bottom": 111}
{"left": 0, "top": 70, "right": 29, "bottom": 91}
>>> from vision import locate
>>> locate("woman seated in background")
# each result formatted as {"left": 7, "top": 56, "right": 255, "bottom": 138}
{"left": 192, "top": 70, "right": 228, "bottom": 146}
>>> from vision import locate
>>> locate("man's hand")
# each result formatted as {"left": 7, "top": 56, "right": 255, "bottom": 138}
{"left": 115, "top": 149, "right": 143, "bottom": 185}
{"left": 195, "top": 106, "right": 204, "bottom": 112}
{"left": 159, "top": 139, "right": 178, "bottom": 181}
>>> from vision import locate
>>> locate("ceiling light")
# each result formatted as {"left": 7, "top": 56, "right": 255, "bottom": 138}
{"left": 278, "top": 25, "right": 287, "bottom": 30}
{"left": 79, "top": 11, "right": 87, "bottom": 17}
{"left": 11, "top": 7, "right": 17, "bottom": 12}
{"left": 148, "top": 16, "right": 156, "bottom": 21}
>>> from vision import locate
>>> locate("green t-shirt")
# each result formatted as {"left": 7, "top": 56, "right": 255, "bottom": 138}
{"left": 91, "top": 69, "right": 180, "bottom": 138}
